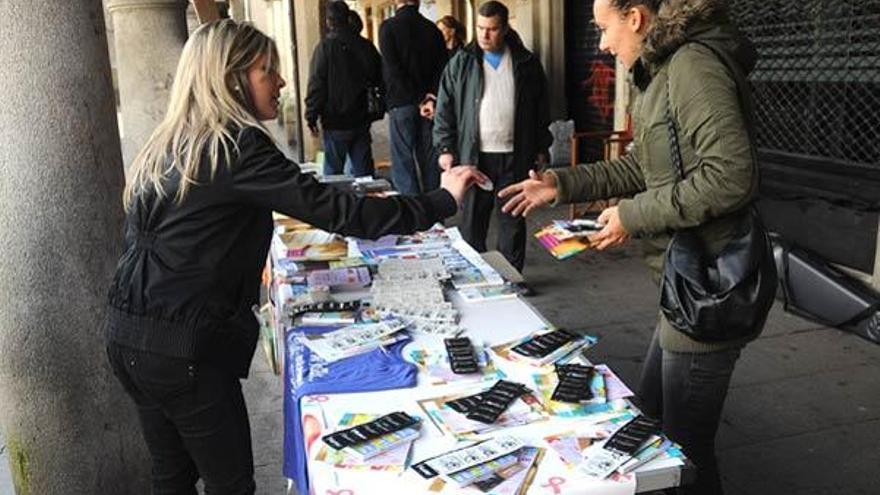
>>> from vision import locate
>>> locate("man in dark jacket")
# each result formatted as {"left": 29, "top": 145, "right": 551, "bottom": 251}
{"left": 379, "top": 0, "right": 448, "bottom": 194}
{"left": 434, "top": 1, "right": 552, "bottom": 274}
{"left": 305, "top": 1, "right": 383, "bottom": 177}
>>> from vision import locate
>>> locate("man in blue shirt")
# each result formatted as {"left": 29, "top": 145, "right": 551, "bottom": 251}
{"left": 434, "top": 1, "right": 552, "bottom": 281}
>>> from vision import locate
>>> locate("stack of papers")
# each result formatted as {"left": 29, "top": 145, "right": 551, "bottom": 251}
{"left": 542, "top": 415, "right": 684, "bottom": 479}
{"left": 354, "top": 227, "right": 505, "bottom": 289}
{"left": 530, "top": 363, "right": 635, "bottom": 419}
{"left": 473, "top": 446, "right": 543, "bottom": 495}
{"left": 306, "top": 266, "right": 371, "bottom": 289}
{"left": 272, "top": 229, "right": 349, "bottom": 261}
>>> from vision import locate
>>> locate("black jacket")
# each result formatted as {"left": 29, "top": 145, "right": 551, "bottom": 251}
{"left": 104, "top": 127, "right": 456, "bottom": 377}
{"left": 378, "top": 5, "right": 448, "bottom": 109}
{"left": 305, "top": 29, "right": 383, "bottom": 130}
{"left": 434, "top": 36, "right": 553, "bottom": 175}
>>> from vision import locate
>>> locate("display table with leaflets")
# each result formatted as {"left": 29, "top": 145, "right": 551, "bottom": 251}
{"left": 265, "top": 218, "right": 691, "bottom": 495}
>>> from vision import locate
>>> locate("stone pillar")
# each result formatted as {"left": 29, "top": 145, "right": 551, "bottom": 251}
{"left": 107, "top": 0, "right": 188, "bottom": 171}
{"left": 0, "top": 1, "right": 150, "bottom": 494}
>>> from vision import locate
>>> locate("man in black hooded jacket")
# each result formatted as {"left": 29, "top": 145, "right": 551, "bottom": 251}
{"left": 305, "top": 1, "right": 383, "bottom": 177}
{"left": 379, "top": 0, "right": 448, "bottom": 194}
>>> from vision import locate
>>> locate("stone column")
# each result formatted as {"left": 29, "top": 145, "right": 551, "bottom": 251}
{"left": 107, "top": 0, "right": 188, "bottom": 171}
{"left": 0, "top": 1, "right": 150, "bottom": 494}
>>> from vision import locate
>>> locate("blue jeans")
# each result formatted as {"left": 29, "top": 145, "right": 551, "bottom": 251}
{"left": 387, "top": 105, "right": 439, "bottom": 195}
{"left": 322, "top": 125, "right": 374, "bottom": 177}
{"left": 637, "top": 327, "right": 742, "bottom": 495}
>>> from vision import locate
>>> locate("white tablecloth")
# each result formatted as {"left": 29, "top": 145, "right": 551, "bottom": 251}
{"left": 296, "top": 296, "right": 685, "bottom": 495}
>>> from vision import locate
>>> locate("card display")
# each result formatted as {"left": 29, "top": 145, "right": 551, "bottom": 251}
{"left": 411, "top": 436, "right": 525, "bottom": 478}
{"left": 551, "top": 363, "right": 595, "bottom": 403}
{"left": 322, "top": 412, "right": 420, "bottom": 450}
{"left": 289, "top": 300, "right": 360, "bottom": 319}
{"left": 603, "top": 415, "right": 661, "bottom": 455}
{"left": 511, "top": 329, "right": 578, "bottom": 359}
{"left": 298, "top": 319, "right": 406, "bottom": 362}
{"left": 445, "top": 337, "right": 480, "bottom": 374}
{"left": 445, "top": 452, "right": 520, "bottom": 487}
{"left": 579, "top": 415, "right": 663, "bottom": 479}
{"left": 341, "top": 425, "right": 421, "bottom": 461}
{"left": 444, "top": 380, "right": 530, "bottom": 424}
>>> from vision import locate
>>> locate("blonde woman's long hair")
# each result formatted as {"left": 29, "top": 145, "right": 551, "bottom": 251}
{"left": 124, "top": 19, "right": 280, "bottom": 208}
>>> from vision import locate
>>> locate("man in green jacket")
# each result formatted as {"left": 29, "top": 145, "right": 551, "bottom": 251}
{"left": 434, "top": 1, "right": 552, "bottom": 275}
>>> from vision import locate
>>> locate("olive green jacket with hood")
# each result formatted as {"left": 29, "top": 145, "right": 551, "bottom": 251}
{"left": 548, "top": 0, "right": 761, "bottom": 352}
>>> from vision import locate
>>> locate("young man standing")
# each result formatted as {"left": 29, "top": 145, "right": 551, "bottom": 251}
{"left": 305, "top": 1, "right": 383, "bottom": 177}
{"left": 434, "top": 1, "right": 552, "bottom": 279}
{"left": 379, "top": 0, "right": 448, "bottom": 194}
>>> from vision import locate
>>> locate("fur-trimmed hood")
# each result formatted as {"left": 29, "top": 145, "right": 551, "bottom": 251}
{"left": 643, "top": 0, "right": 758, "bottom": 75}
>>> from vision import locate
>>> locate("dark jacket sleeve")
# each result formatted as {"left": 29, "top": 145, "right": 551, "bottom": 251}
{"left": 533, "top": 59, "right": 553, "bottom": 157}
{"left": 428, "top": 28, "right": 449, "bottom": 96}
{"left": 547, "top": 150, "right": 646, "bottom": 205}
{"left": 304, "top": 43, "right": 327, "bottom": 127}
{"left": 433, "top": 58, "right": 459, "bottom": 154}
{"left": 230, "top": 128, "right": 457, "bottom": 239}
{"left": 367, "top": 41, "right": 385, "bottom": 95}
{"left": 379, "top": 22, "right": 408, "bottom": 98}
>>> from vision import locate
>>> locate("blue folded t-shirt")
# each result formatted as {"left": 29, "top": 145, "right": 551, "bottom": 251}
{"left": 282, "top": 325, "right": 417, "bottom": 495}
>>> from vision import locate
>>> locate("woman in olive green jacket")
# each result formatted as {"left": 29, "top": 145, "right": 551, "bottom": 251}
{"left": 501, "top": 1, "right": 758, "bottom": 493}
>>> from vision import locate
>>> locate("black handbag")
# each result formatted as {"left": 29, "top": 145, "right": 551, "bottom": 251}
{"left": 658, "top": 43, "right": 778, "bottom": 342}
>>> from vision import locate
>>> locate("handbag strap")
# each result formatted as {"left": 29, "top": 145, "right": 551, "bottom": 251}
{"left": 664, "top": 84, "right": 686, "bottom": 181}
{"left": 664, "top": 40, "right": 757, "bottom": 182}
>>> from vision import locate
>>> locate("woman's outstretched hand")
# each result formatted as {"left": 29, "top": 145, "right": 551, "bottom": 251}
{"left": 498, "top": 170, "right": 558, "bottom": 217}
{"left": 588, "top": 206, "right": 630, "bottom": 250}
{"left": 440, "top": 166, "right": 490, "bottom": 206}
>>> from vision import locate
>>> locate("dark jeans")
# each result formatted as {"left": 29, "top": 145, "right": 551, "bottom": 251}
{"left": 107, "top": 343, "right": 255, "bottom": 495}
{"left": 387, "top": 104, "right": 439, "bottom": 195}
{"left": 461, "top": 152, "right": 527, "bottom": 271}
{"left": 322, "top": 125, "right": 374, "bottom": 177}
{"left": 637, "top": 327, "right": 742, "bottom": 495}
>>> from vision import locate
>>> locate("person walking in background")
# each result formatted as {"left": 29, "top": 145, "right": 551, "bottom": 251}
{"left": 437, "top": 15, "right": 466, "bottom": 56}
{"left": 379, "top": 0, "right": 448, "bottom": 194}
{"left": 434, "top": 1, "right": 551, "bottom": 281}
{"left": 305, "top": 1, "right": 382, "bottom": 177}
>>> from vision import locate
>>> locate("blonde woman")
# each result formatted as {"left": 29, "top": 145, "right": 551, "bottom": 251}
{"left": 104, "top": 20, "right": 483, "bottom": 494}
